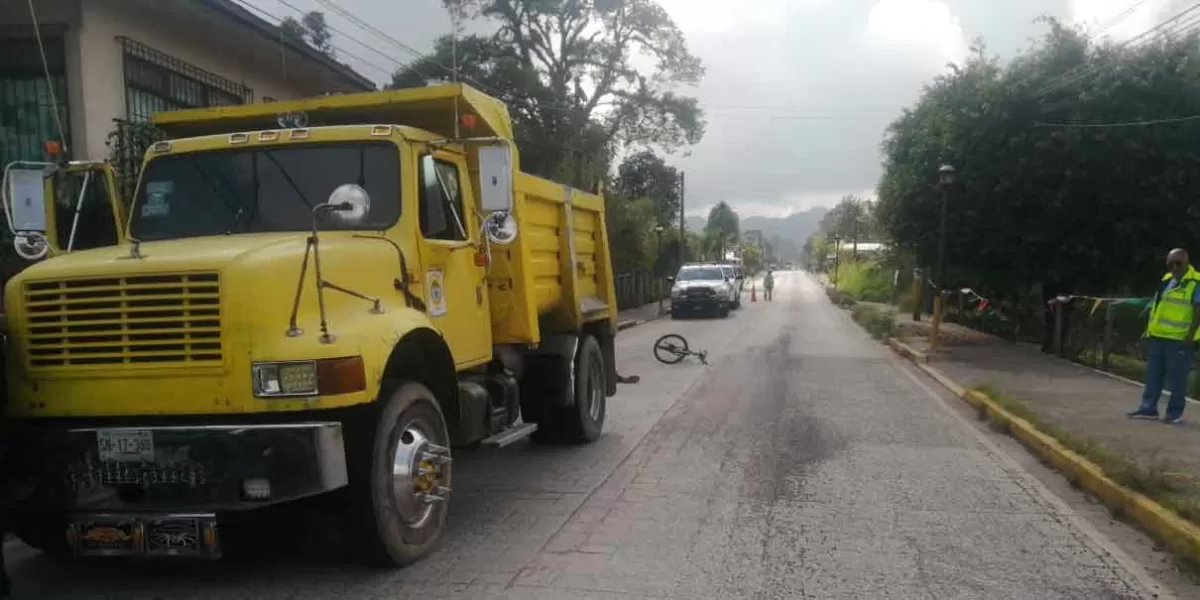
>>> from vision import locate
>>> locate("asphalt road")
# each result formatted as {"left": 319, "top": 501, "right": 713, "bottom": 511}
{"left": 5, "top": 271, "right": 1169, "bottom": 599}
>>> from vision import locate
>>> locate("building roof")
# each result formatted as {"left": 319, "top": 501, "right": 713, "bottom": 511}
{"left": 200, "top": 0, "right": 376, "bottom": 92}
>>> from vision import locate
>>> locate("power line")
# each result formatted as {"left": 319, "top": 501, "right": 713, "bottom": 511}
{"left": 1034, "top": 114, "right": 1200, "bottom": 128}
{"left": 269, "top": 0, "right": 417, "bottom": 74}
{"left": 231, "top": 0, "right": 394, "bottom": 80}
{"left": 1093, "top": 0, "right": 1149, "bottom": 37}
{"left": 1036, "top": 2, "right": 1200, "bottom": 99}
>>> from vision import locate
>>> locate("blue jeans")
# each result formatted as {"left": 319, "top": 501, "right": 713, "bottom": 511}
{"left": 1139, "top": 337, "right": 1195, "bottom": 419}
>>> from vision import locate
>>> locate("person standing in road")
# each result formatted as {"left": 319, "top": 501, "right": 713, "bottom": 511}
{"left": 763, "top": 270, "right": 775, "bottom": 302}
{"left": 1128, "top": 248, "right": 1200, "bottom": 424}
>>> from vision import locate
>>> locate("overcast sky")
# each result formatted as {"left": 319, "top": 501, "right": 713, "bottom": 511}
{"left": 247, "top": 0, "right": 1181, "bottom": 218}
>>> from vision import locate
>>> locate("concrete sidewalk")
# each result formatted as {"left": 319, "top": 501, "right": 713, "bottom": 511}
{"left": 868, "top": 300, "right": 1200, "bottom": 518}
{"left": 618, "top": 302, "right": 666, "bottom": 331}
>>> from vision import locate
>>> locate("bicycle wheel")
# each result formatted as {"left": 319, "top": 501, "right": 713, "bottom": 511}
{"left": 653, "top": 334, "right": 689, "bottom": 365}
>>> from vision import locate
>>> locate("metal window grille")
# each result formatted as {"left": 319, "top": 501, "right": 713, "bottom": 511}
{"left": 118, "top": 36, "right": 253, "bottom": 122}
{"left": 0, "top": 34, "right": 71, "bottom": 168}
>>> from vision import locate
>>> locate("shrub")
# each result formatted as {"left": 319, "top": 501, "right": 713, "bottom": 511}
{"left": 836, "top": 259, "right": 895, "bottom": 303}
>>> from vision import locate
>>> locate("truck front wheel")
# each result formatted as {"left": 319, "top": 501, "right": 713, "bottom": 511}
{"left": 352, "top": 380, "right": 452, "bottom": 567}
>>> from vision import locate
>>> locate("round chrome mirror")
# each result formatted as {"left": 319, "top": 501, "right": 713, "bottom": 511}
{"left": 325, "top": 184, "right": 371, "bottom": 226}
{"left": 13, "top": 232, "right": 49, "bottom": 261}
{"left": 484, "top": 211, "right": 518, "bottom": 245}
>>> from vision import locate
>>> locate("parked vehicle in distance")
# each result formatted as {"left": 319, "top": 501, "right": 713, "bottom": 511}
{"left": 669, "top": 264, "right": 736, "bottom": 318}
{"left": 719, "top": 264, "right": 742, "bottom": 308}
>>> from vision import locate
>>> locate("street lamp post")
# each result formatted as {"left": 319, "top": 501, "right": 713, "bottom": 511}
{"left": 931, "top": 164, "right": 955, "bottom": 350}
{"left": 655, "top": 225, "right": 665, "bottom": 313}
{"left": 831, "top": 236, "right": 842, "bottom": 288}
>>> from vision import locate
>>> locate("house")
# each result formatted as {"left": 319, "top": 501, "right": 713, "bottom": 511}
{"left": 0, "top": 0, "right": 376, "bottom": 172}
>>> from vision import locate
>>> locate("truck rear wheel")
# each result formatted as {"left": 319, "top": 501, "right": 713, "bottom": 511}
{"left": 521, "top": 335, "right": 606, "bottom": 445}
{"left": 351, "top": 380, "right": 451, "bottom": 567}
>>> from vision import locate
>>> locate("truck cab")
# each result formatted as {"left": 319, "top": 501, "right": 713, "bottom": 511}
{"left": 2, "top": 84, "right": 620, "bottom": 567}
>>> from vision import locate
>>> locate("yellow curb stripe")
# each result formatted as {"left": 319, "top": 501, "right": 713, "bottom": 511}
{"left": 905, "top": 361, "right": 1200, "bottom": 567}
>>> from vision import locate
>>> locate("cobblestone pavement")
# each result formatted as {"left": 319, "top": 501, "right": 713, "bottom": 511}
{"left": 7, "top": 272, "right": 1163, "bottom": 599}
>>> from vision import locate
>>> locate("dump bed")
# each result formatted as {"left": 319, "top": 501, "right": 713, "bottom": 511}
{"left": 486, "top": 172, "right": 618, "bottom": 345}
{"left": 151, "top": 83, "right": 618, "bottom": 345}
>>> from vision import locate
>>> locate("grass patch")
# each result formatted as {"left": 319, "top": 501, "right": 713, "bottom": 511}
{"left": 848, "top": 302, "right": 897, "bottom": 340}
{"left": 835, "top": 259, "right": 895, "bottom": 303}
{"left": 975, "top": 384, "right": 1200, "bottom": 527}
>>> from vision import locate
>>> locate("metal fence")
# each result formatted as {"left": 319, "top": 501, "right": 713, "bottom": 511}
{"left": 615, "top": 272, "right": 668, "bottom": 310}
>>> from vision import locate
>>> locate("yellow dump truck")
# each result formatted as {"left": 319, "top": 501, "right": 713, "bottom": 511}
{"left": 2, "top": 83, "right": 620, "bottom": 566}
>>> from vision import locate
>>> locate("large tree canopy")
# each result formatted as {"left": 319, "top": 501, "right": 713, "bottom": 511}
{"left": 614, "top": 149, "right": 681, "bottom": 227}
{"left": 392, "top": 0, "right": 705, "bottom": 188}
{"left": 876, "top": 20, "right": 1200, "bottom": 302}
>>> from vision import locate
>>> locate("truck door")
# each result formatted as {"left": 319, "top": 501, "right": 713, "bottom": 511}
{"left": 414, "top": 148, "right": 492, "bottom": 367}
{"left": 48, "top": 163, "right": 125, "bottom": 252}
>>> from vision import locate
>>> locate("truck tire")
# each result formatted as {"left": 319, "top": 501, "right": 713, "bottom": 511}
{"left": 555, "top": 335, "right": 606, "bottom": 444}
{"left": 351, "top": 380, "right": 452, "bottom": 567}
{"left": 522, "top": 335, "right": 606, "bottom": 444}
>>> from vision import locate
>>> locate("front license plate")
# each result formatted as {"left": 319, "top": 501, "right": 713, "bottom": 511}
{"left": 97, "top": 429, "right": 155, "bottom": 463}
{"left": 73, "top": 519, "right": 139, "bottom": 556}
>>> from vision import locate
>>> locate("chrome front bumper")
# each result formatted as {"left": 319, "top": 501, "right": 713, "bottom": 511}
{"left": 6, "top": 422, "right": 349, "bottom": 513}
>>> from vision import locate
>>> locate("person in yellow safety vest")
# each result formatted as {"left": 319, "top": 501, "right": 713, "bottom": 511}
{"left": 1128, "top": 248, "right": 1200, "bottom": 424}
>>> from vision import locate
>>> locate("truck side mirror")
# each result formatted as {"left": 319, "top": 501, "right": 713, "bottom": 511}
{"left": 478, "top": 145, "right": 513, "bottom": 213}
{"left": 6, "top": 167, "right": 48, "bottom": 233}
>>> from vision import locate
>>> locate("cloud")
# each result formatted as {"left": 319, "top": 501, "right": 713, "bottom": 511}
{"left": 864, "top": 0, "right": 969, "bottom": 68}
{"left": 245, "top": 0, "right": 1071, "bottom": 218}
{"left": 1066, "top": 0, "right": 1175, "bottom": 42}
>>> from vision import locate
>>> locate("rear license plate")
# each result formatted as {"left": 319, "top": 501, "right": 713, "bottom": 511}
{"left": 97, "top": 429, "right": 155, "bottom": 463}
{"left": 73, "top": 519, "right": 139, "bottom": 556}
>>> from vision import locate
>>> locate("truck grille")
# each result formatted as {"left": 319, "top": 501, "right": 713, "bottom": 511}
{"left": 23, "top": 273, "right": 222, "bottom": 368}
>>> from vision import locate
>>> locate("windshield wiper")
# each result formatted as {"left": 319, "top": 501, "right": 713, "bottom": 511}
{"left": 262, "top": 150, "right": 314, "bottom": 210}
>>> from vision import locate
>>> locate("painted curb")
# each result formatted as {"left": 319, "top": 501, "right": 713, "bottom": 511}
{"left": 886, "top": 337, "right": 929, "bottom": 365}
{"left": 903, "top": 357, "right": 1200, "bottom": 568}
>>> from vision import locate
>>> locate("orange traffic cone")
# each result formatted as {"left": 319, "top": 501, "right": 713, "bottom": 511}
{"left": 750, "top": 283, "right": 757, "bottom": 302}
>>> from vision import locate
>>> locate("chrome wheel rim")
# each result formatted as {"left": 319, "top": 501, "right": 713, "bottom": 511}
{"left": 391, "top": 420, "right": 450, "bottom": 529}
{"left": 586, "top": 354, "right": 604, "bottom": 421}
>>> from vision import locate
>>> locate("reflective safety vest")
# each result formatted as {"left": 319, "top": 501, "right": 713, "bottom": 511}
{"left": 1148, "top": 265, "right": 1200, "bottom": 341}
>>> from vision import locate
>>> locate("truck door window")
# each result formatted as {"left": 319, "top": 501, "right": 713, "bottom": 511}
{"left": 52, "top": 171, "right": 119, "bottom": 250}
{"left": 418, "top": 155, "right": 467, "bottom": 241}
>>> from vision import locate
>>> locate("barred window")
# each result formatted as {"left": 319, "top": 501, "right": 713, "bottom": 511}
{"left": 119, "top": 37, "right": 252, "bottom": 122}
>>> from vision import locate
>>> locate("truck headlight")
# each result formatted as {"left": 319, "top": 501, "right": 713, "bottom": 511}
{"left": 670, "top": 286, "right": 683, "bottom": 298}
{"left": 252, "top": 357, "right": 366, "bottom": 398}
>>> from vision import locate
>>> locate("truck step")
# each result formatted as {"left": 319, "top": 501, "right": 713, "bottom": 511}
{"left": 481, "top": 422, "right": 538, "bottom": 448}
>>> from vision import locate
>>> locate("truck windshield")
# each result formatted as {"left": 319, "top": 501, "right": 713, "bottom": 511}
{"left": 130, "top": 142, "right": 400, "bottom": 241}
{"left": 678, "top": 267, "right": 724, "bottom": 281}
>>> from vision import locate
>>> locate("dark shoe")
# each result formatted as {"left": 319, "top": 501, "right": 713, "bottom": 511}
{"left": 1127, "top": 408, "right": 1159, "bottom": 419}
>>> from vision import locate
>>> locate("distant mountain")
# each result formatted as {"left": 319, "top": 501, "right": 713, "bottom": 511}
{"left": 684, "top": 207, "right": 829, "bottom": 257}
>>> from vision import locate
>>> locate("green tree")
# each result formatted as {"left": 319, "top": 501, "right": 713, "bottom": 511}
{"left": 876, "top": 19, "right": 1200, "bottom": 349}
{"left": 614, "top": 150, "right": 681, "bottom": 226}
{"left": 820, "top": 195, "right": 872, "bottom": 259}
{"left": 280, "top": 11, "right": 335, "bottom": 57}
{"left": 301, "top": 11, "right": 335, "bottom": 56}
{"left": 741, "top": 243, "right": 763, "bottom": 273}
{"left": 393, "top": 0, "right": 706, "bottom": 190}
{"left": 704, "top": 201, "right": 739, "bottom": 261}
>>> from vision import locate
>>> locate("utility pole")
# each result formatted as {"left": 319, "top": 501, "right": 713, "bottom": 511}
{"left": 678, "top": 171, "right": 686, "bottom": 266}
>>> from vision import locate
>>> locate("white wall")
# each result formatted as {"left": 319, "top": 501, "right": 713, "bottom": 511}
{"left": 3, "top": 0, "right": 364, "bottom": 162}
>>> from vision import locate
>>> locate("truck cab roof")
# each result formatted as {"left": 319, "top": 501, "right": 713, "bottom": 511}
{"left": 151, "top": 83, "right": 516, "bottom": 142}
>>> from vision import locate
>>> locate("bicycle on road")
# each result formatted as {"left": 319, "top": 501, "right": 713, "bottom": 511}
{"left": 653, "top": 333, "right": 708, "bottom": 365}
